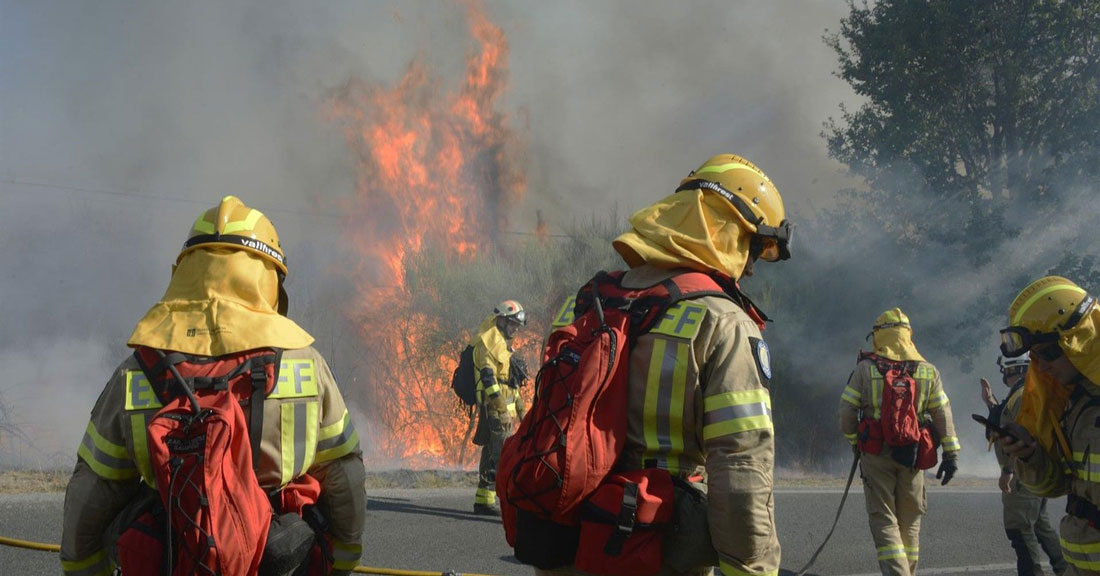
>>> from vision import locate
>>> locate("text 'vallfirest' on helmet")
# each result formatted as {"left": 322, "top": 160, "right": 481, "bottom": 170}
{"left": 676, "top": 153, "right": 793, "bottom": 261}
{"left": 178, "top": 195, "right": 287, "bottom": 275}
{"left": 1000, "top": 276, "right": 1096, "bottom": 358}
{"left": 494, "top": 300, "right": 526, "bottom": 325}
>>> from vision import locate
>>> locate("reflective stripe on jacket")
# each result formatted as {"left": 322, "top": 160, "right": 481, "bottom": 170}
{"left": 609, "top": 265, "right": 780, "bottom": 576}
{"left": 1014, "top": 382, "right": 1100, "bottom": 573}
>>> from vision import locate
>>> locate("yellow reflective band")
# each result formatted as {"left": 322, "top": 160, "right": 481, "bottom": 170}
{"left": 280, "top": 403, "right": 297, "bottom": 485}
{"left": 475, "top": 487, "right": 496, "bottom": 504}
{"left": 1061, "top": 537, "right": 1100, "bottom": 570}
{"left": 315, "top": 410, "right": 359, "bottom": 464}
{"left": 651, "top": 302, "right": 707, "bottom": 339}
{"left": 125, "top": 370, "right": 162, "bottom": 411}
{"left": 694, "top": 161, "right": 761, "bottom": 178}
{"left": 642, "top": 338, "right": 666, "bottom": 462}
{"left": 667, "top": 341, "right": 689, "bottom": 474}
{"left": 718, "top": 559, "right": 778, "bottom": 576}
{"left": 871, "top": 367, "right": 883, "bottom": 420}
{"left": 129, "top": 413, "right": 155, "bottom": 488}
{"left": 220, "top": 209, "right": 263, "bottom": 235}
{"left": 841, "top": 386, "right": 861, "bottom": 407}
{"left": 926, "top": 392, "right": 949, "bottom": 409}
{"left": 844, "top": 432, "right": 858, "bottom": 445}
{"left": 941, "top": 437, "right": 960, "bottom": 452}
{"left": 702, "top": 388, "right": 773, "bottom": 441}
{"left": 331, "top": 539, "right": 363, "bottom": 571}
{"left": 271, "top": 359, "right": 319, "bottom": 399}
{"left": 61, "top": 549, "right": 112, "bottom": 576}
{"left": 481, "top": 384, "right": 501, "bottom": 398}
{"left": 552, "top": 296, "right": 577, "bottom": 328}
{"left": 704, "top": 388, "right": 771, "bottom": 412}
{"left": 301, "top": 401, "right": 319, "bottom": 474}
{"left": 877, "top": 544, "right": 907, "bottom": 561}
{"left": 1014, "top": 284, "right": 1086, "bottom": 326}
{"left": 192, "top": 214, "right": 216, "bottom": 235}
{"left": 84, "top": 421, "right": 129, "bottom": 459}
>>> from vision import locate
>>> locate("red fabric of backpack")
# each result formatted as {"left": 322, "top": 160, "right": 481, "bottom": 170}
{"left": 133, "top": 346, "right": 280, "bottom": 576}
{"left": 877, "top": 359, "right": 921, "bottom": 447}
{"left": 497, "top": 270, "right": 734, "bottom": 569}
{"left": 574, "top": 469, "right": 674, "bottom": 576}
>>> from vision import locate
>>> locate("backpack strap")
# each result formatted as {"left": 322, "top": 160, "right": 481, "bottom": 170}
{"left": 250, "top": 349, "right": 282, "bottom": 474}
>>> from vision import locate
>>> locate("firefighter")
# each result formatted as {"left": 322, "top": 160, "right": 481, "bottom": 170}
{"left": 472, "top": 300, "right": 527, "bottom": 515}
{"left": 540, "top": 153, "right": 792, "bottom": 576}
{"left": 981, "top": 356, "right": 1067, "bottom": 576}
{"left": 998, "top": 276, "right": 1100, "bottom": 576}
{"left": 60, "top": 196, "right": 367, "bottom": 576}
{"left": 838, "top": 308, "right": 960, "bottom": 576}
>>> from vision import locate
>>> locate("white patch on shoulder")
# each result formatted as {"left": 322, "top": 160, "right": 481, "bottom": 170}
{"left": 756, "top": 339, "right": 772, "bottom": 380}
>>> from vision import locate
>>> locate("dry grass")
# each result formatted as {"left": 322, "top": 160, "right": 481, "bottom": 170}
{"left": 0, "top": 470, "right": 70, "bottom": 494}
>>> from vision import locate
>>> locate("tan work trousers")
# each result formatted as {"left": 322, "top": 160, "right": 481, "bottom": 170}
{"left": 1002, "top": 486, "right": 1066, "bottom": 576}
{"left": 861, "top": 452, "right": 926, "bottom": 576}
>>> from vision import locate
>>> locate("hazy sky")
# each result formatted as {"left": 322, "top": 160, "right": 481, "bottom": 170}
{"left": 0, "top": 0, "right": 863, "bottom": 465}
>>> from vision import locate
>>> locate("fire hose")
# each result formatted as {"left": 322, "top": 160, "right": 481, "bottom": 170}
{"left": 0, "top": 535, "right": 498, "bottom": 576}
{"left": 795, "top": 451, "right": 861, "bottom": 576}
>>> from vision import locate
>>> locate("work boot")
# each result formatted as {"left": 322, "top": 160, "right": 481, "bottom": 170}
{"left": 473, "top": 502, "right": 501, "bottom": 516}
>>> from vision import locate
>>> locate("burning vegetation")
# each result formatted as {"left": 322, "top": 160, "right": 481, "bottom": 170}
{"left": 328, "top": 0, "right": 526, "bottom": 468}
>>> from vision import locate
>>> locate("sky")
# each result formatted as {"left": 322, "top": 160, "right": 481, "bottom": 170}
{"left": 0, "top": 0, "right": 868, "bottom": 467}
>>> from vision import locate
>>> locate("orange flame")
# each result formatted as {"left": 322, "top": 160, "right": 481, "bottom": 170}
{"left": 328, "top": 1, "right": 525, "bottom": 468}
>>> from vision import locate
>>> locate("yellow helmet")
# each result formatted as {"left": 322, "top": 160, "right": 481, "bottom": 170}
{"left": 494, "top": 300, "right": 526, "bottom": 325}
{"left": 677, "top": 153, "right": 792, "bottom": 261}
{"left": 178, "top": 195, "right": 287, "bottom": 275}
{"left": 1001, "top": 276, "right": 1096, "bottom": 358}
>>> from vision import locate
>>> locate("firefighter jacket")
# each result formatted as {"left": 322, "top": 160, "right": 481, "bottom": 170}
{"left": 473, "top": 316, "right": 521, "bottom": 421}
{"left": 1014, "top": 379, "right": 1100, "bottom": 572}
{"left": 838, "top": 358, "right": 961, "bottom": 456}
{"left": 61, "top": 346, "right": 366, "bottom": 576}
{"left": 551, "top": 265, "right": 780, "bottom": 576}
{"left": 994, "top": 382, "right": 1026, "bottom": 478}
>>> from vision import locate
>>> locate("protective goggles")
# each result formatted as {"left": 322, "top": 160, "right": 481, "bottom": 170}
{"left": 507, "top": 310, "right": 527, "bottom": 326}
{"left": 1000, "top": 327, "right": 1059, "bottom": 358}
{"left": 676, "top": 180, "right": 792, "bottom": 261}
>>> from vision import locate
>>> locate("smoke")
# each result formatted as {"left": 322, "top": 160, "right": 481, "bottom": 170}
{"left": 1, "top": 0, "right": 904, "bottom": 469}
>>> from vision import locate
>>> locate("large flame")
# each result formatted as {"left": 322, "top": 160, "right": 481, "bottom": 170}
{"left": 328, "top": 1, "right": 525, "bottom": 468}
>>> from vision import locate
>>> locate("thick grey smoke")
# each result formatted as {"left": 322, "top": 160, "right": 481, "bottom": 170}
{"left": 0, "top": 0, "right": 864, "bottom": 468}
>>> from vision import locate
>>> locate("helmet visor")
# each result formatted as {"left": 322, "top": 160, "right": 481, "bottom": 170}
{"left": 511, "top": 310, "right": 527, "bottom": 326}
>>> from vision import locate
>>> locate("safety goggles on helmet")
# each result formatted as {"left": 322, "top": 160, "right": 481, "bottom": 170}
{"left": 509, "top": 310, "right": 527, "bottom": 326}
{"left": 1000, "top": 293, "right": 1096, "bottom": 358}
{"left": 675, "top": 180, "right": 792, "bottom": 261}
{"left": 999, "top": 326, "right": 1059, "bottom": 358}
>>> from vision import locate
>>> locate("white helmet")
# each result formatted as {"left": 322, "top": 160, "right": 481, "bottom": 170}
{"left": 493, "top": 300, "right": 526, "bottom": 326}
{"left": 997, "top": 356, "right": 1029, "bottom": 375}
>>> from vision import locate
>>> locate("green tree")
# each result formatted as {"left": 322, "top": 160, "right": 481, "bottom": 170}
{"left": 825, "top": 0, "right": 1100, "bottom": 261}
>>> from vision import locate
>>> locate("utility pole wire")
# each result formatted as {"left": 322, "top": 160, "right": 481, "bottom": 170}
{"left": 1, "top": 177, "right": 579, "bottom": 237}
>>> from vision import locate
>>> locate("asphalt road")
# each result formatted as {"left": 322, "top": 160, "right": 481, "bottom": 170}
{"left": 0, "top": 484, "right": 1063, "bottom": 575}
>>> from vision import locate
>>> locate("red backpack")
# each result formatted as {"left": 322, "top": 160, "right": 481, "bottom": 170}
{"left": 856, "top": 352, "right": 938, "bottom": 469}
{"left": 497, "top": 270, "right": 751, "bottom": 571}
{"left": 126, "top": 346, "right": 281, "bottom": 576}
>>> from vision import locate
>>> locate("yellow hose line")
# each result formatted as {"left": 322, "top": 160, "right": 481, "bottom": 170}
{"left": 0, "top": 535, "right": 499, "bottom": 576}
{"left": 0, "top": 535, "right": 60, "bottom": 552}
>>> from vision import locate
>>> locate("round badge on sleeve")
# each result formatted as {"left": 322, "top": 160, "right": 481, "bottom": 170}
{"left": 753, "top": 338, "right": 772, "bottom": 381}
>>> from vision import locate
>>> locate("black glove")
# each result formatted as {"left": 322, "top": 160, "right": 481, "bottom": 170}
{"left": 936, "top": 455, "right": 958, "bottom": 486}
